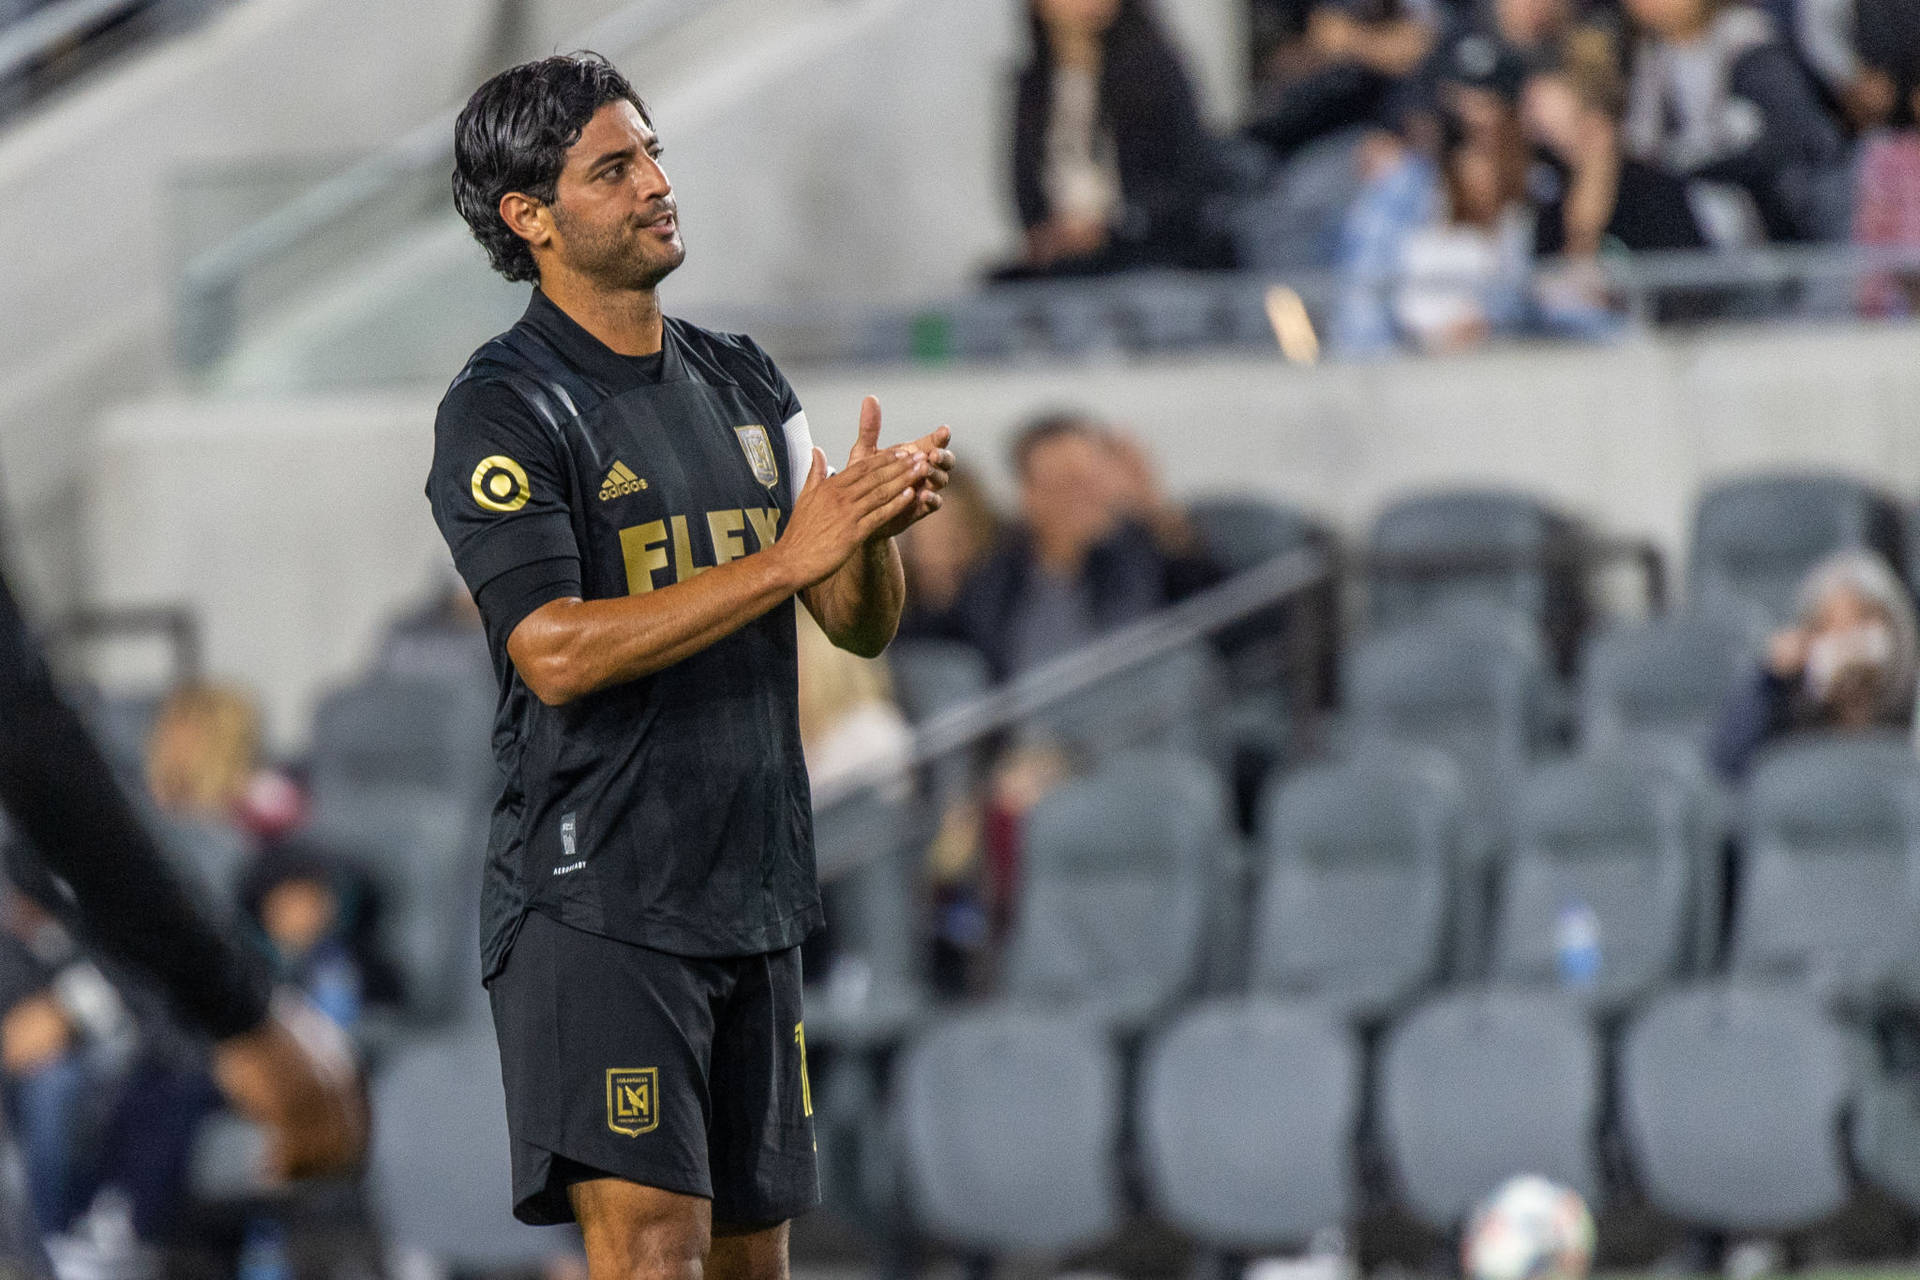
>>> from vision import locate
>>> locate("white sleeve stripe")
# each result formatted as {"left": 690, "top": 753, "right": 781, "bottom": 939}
{"left": 782, "top": 410, "right": 823, "bottom": 506}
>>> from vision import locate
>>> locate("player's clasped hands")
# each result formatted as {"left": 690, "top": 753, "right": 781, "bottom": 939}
{"left": 777, "top": 395, "right": 953, "bottom": 588}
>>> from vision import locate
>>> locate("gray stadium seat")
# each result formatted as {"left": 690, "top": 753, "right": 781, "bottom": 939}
{"left": 1489, "top": 750, "right": 1714, "bottom": 1009}
{"left": 1138, "top": 998, "right": 1359, "bottom": 1248}
{"left": 887, "top": 639, "right": 990, "bottom": 724}
{"left": 1189, "top": 495, "right": 1328, "bottom": 574}
{"left": 1248, "top": 745, "right": 1467, "bottom": 1019}
{"left": 1033, "top": 642, "right": 1228, "bottom": 761}
{"left": 1366, "top": 489, "right": 1585, "bottom": 661}
{"left": 896, "top": 1009, "right": 1123, "bottom": 1255}
{"left": 1689, "top": 473, "right": 1903, "bottom": 624}
{"left": 1579, "top": 608, "right": 1765, "bottom": 755}
{"left": 370, "top": 1030, "right": 567, "bottom": 1267}
{"left": 1620, "top": 984, "right": 1859, "bottom": 1231}
{"left": 1379, "top": 990, "right": 1603, "bottom": 1229}
{"left": 1004, "top": 750, "right": 1234, "bottom": 1027}
{"left": 305, "top": 673, "right": 497, "bottom": 1024}
{"left": 1343, "top": 605, "right": 1555, "bottom": 832}
{"left": 1729, "top": 734, "right": 1920, "bottom": 1004}
{"left": 804, "top": 791, "right": 923, "bottom": 1048}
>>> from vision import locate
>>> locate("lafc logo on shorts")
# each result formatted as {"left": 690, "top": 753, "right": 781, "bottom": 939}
{"left": 606, "top": 1067, "right": 659, "bottom": 1137}
{"left": 599, "top": 460, "right": 648, "bottom": 502}
{"left": 734, "top": 425, "right": 780, "bottom": 489}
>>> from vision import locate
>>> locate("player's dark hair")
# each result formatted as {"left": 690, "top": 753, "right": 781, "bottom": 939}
{"left": 452, "top": 51, "right": 651, "bottom": 283}
{"left": 1010, "top": 411, "right": 1103, "bottom": 477}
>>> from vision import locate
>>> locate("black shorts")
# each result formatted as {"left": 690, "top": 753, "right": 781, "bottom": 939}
{"left": 488, "top": 909, "right": 820, "bottom": 1227}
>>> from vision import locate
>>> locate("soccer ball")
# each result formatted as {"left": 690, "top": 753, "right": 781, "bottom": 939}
{"left": 1462, "top": 1175, "right": 1596, "bottom": 1280}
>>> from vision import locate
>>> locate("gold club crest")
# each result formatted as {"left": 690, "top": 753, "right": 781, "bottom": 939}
{"left": 606, "top": 1067, "right": 659, "bottom": 1137}
{"left": 734, "top": 425, "right": 781, "bottom": 489}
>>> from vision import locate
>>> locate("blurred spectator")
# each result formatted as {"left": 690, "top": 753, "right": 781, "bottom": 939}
{"left": 898, "top": 471, "right": 1001, "bottom": 641}
{"left": 947, "top": 412, "right": 1223, "bottom": 680}
{"left": 374, "top": 568, "right": 489, "bottom": 684}
{"left": 796, "top": 610, "right": 913, "bottom": 796}
{"left": 237, "top": 836, "right": 401, "bottom": 1034}
{"left": 0, "top": 884, "right": 218, "bottom": 1256}
{"left": 1000, "top": 0, "right": 1232, "bottom": 277}
{"left": 1851, "top": 0, "right": 1920, "bottom": 314}
{"left": 1620, "top": 0, "right": 1846, "bottom": 245}
{"left": 146, "top": 681, "right": 304, "bottom": 841}
{"left": 1243, "top": 0, "right": 1440, "bottom": 161}
{"left": 1710, "top": 549, "right": 1917, "bottom": 779}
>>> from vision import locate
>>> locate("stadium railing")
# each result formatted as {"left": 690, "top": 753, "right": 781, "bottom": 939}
{"left": 0, "top": 0, "right": 221, "bottom": 111}
{"left": 174, "top": 0, "right": 709, "bottom": 370}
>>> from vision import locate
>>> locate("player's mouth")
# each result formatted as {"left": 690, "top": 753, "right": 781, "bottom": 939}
{"left": 639, "top": 209, "right": 678, "bottom": 239}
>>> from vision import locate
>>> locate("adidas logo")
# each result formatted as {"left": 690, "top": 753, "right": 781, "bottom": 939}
{"left": 599, "top": 460, "right": 648, "bottom": 501}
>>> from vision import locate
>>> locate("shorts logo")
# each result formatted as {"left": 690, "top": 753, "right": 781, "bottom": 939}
{"left": 734, "top": 425, "right": 780, "bottom": 489}
{"left": 606, "top": 1067, "right": 658, "bottom": 1137}
{"left": 472, "top": 455, "right": 531, "bottom": 513}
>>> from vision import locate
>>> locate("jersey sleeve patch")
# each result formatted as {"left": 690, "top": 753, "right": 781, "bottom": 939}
{"left": 472, "top": 455, "right": 533, "bottom": 512}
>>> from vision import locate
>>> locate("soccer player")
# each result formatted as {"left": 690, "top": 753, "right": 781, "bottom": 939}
{"left": 0, "top": 567, "right": 365, "bottom": 1270}
{"left": 431, "top": 52, "right": 952, "bottom": 1280}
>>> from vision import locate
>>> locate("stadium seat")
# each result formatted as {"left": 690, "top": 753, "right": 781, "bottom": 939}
{"left": 804, "top": 790, "right": 923, "bottom": 1048}
{"left": 1688, "top": 473, "right": 1903, "bottom": 624}
{"left": 1578, "top": 608, "right": 1765, "bottom": 755}
{"left": 304, "top": 673, "right": 497, "bottom": 1024}
{"left": 1729, "top": 733, "right": 1920, "bottom": 1005}
{"left": 1032, "top": 642, "right": 1229, "bottom": 764}
{"left": 1487, "top": 749, "right": 1718, "bottom": 1009}
{"left": 1247, "top": 744, "right": 1467, "bottom": 1019}
{"left": 1342, "top": 605, "right": 1556, "bottom": 834}
{"left": 886, "top": 638, "right": 990, "bottom": 811}
{"left": 1619, "top": 984, "right": 1859, "bottom": 1231}
{"left": 1366, "top": 488, "right": 1587, "bottom": 666}
{"left": 1379, "top": 989, "right": 1603, "bottom": 1229}
{"left": 1188, "top": 493, "right": 1340, "bottom": 700}
{"left": 1003, "top": 749, "right": 1234, "bottom": 1027}
{"left": 370, "top": 1029, "right": 565, "bottom": 1268}
{"left": 887, "top": 639, "right": 991, "bottom": 724}
{"left": 1137, "top": 997, "right": 1359, "bottom": 1248}
{"left": 896, "top": 1008, "right": 1123, "bottom": 1255}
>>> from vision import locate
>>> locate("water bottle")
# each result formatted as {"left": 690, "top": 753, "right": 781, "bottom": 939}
{"left": 1555, "top": 901, "right": 1601, "bottom": 988}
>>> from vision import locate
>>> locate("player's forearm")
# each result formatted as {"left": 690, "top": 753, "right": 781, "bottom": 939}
{"left": 804, "top": 536, "right": 906, "bottom": 659}
{"left": 509, "top": 549, "right": 804, "bottom": 705}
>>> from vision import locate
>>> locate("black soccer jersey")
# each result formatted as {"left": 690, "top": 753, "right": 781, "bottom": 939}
{"left": 427, "top": 291, "right": 822, "bottom": 975}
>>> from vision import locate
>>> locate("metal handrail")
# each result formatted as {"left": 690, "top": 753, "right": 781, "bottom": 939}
{"left": 809, "top": 545, "right": 1334, "bottom": 811}
{"left": 177, "top": 0, "right": 709, "bottom": 365}
{"left": 46, "top": 604, "right": 202, "bottom": 685}
{"left": 0, "top": 0, "right": 145, "bottom": 82}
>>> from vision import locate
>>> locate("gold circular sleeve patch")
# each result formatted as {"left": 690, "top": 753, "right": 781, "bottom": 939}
{"left": 471, "top": 455, "right": 532, "bottom": 513}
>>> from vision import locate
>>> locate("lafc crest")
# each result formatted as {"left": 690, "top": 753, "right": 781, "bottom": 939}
{"left": 734, "top": 425, "right": 781, "bottom": 489}
{"left": 606, "top": 1067, "right": 659, "bottom": 1137}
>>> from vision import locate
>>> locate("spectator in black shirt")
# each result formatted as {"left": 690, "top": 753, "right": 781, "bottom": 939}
{"left": 949, "top": 413, "right": 1222, "bottom": 680}
{"left": 1001, "top": 0, "right": 1231, "bottom": 276}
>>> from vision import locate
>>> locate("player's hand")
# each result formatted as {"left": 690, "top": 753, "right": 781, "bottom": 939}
{"left": 844, "top": 397, "right": 953, "bottom": 542}
{"left": 776, "top": 444, "right": 923, "bottom": 589}
{"left": 212, "top": 992, "right": 366, "bottom": 1182}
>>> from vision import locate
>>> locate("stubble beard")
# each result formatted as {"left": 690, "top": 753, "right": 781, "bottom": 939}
{"left": 555, "top": 204, "right": 687, "bottom": 294}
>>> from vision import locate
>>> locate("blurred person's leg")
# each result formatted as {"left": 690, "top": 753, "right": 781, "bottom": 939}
{"left": 11, "top": 1055, "right": 90, "bottom": 1237}
{"left": 708, "top": 1221, "right": 787, "bottom": 1280}
{"left": 96, "top": 1057, "right": 221, "bottom": 1242}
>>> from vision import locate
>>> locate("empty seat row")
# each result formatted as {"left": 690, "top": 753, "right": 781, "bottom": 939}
{"left": 888, "top": 981, "right": 1920, "bottom": 1258}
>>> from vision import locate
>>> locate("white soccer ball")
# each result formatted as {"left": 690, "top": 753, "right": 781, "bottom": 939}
{"left": 1462, "top": 1175, "right": 1596, "bottom": 1280}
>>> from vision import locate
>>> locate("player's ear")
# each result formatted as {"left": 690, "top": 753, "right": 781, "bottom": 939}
{"left": 499, "top": 192, "right": 553, "bottom": 253}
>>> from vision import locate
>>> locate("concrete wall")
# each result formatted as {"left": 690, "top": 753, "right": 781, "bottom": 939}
{"left": 85, "top": 320, "right": 1920, "bottom": 747}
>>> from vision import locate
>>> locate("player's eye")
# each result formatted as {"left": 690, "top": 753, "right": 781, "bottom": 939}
{"left": 601, "top": 163, "right": 625, "bottom": 181}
